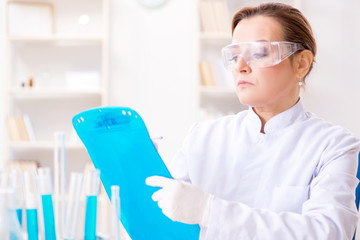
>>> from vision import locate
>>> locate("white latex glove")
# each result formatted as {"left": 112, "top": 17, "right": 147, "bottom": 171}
{"left": 146, "top": 176, "right": 214, "bottom": 227}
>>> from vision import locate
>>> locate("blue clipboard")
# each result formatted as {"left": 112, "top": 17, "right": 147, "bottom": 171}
{"left": 72, "top": 107, "right": 200, "bottom": 240}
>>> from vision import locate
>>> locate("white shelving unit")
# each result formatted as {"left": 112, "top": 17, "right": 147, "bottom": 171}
{"left": 1, "top": 0, "right": 112, "bottom": 237}
{"left": 195, "top": 0, "right": 301, "bottom": 121}
{"left": 196, "top": 0, "right": 245, "bottom": 121}
{"left": 2, "top": 0, "right": 109, "bottom": 169}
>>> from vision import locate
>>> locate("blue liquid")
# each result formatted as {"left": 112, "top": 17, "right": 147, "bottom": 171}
{"left": 8, "top": 208, "right": 21, "bottom": 240}
{"left": 9, "top": 231, "right": 19, "bottom": 240}
{"left": 84, "top": 195, "right": 97, "bottom": 240}
{"left": 41, "top": 195, "right": 56, "bottom": 240}
{"left": 9, "top": 233, "right": 18, "bottom": 240}
{"left": 16, "top": 208, "right": 22, "bottom": 226}
{"left": 26, "top": 209, "right": 39, "bottom": 240}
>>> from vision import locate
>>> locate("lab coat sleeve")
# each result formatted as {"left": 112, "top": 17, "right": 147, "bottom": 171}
{"left": 169, "top": 123, "right": 199, "bottom": 183}
{"left": 204, "top": 133, "right": 360, "bottom": 240}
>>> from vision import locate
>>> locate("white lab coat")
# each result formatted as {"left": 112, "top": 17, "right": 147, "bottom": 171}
{"left": 170, "top": 100, "right": 360, "bottom": 240}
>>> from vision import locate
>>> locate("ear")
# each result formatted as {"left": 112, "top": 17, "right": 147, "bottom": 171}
{"left": 293, "top": 50, "right": 313, "bottom": 79}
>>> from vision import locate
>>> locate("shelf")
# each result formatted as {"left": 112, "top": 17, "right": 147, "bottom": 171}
{"left": 8, "top": 88, "right": 103, "bottom": 99}
{"left": 8, "top": 141, "right": 85, "bottom": 151}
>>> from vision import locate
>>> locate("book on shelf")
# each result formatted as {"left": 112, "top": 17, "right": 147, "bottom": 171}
{"left": 213, "top": 0, "right": 231, "bottom": 33}
{"left": 198, "top": 1, "right": 216, "bottom": 33}
{"left": 23, "top": 114, "right": 36, "bottom": 142}
{"left": 199, "top": 61, "right": 216, "bottom": 86}
{"left": 7, "top": 115, "right": 36, "bottom": 142}
{"left": 6, "top": 160, "right": 39, "bottom": 173}
{"left": 198, "top": 0, "right": 231, "bottom": 33}
{"left": 199, "top": 60, "right": 233, "bottom": 87}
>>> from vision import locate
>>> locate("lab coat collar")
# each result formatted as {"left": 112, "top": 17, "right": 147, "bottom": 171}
{"left": 246, "top": 99, "right": 306, "bottom": 134}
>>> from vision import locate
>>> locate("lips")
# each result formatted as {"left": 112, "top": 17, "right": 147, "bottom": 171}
{"left": 237, "top": 80, "right": 254, "bottom": 87}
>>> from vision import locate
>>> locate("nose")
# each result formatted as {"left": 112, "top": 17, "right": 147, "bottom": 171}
{"left": 233, "top": 56, "right": 251, "bottom": 73}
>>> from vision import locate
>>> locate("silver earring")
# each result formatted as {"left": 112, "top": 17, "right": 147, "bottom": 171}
{"left": 298, "top": 81, "right": 303, "bottom": 86}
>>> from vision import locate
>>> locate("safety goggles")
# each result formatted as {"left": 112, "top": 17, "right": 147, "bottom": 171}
{"left": 221, "top": 41, "right": 304, "bottom": 69}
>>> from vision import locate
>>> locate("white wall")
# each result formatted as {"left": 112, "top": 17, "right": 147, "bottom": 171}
{"left": 300, "top": 0, "right": 360, "bottom": 137}
{"left": 108, "top": 0, "right": 198, "bottom": 164}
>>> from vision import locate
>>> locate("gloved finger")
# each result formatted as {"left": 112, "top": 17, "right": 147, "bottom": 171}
{"left": 161, "top": 206, "right": 177, "bottom": 222}
{"left": 161, "top": 207, "right": 173, "bottom": 221}
{"left": 151, "top": 188, "right": 164, "bottom": 202}
{"left": 146, "top": 176, "right": 173, "bottom": 188}
{"left": 157, "top": 200, "right": 166, "bottom": 209}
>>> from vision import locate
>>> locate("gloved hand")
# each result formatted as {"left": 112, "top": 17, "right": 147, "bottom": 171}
{"left": 146, "top": 176, "right": 214, "bottom": 227}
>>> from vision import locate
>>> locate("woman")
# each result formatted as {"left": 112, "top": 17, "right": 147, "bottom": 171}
{"left": 146, "top": 3, "right": 360, "bottom": 239}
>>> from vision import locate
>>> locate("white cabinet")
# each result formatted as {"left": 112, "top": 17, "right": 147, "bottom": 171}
{"left": 1, "top": 0, "right": 109, "bottom": 172}
{"left": 195, "top": 0, "right": 301, "bottom": 121}
{"left": 1, "top": 0, "right": 111, "bottom": 236}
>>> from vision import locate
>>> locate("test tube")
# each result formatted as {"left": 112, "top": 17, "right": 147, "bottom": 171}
{"left": 0, "top": 171, "right": 8, "bottom": 188}
{"left": 24, "top": 171, "right": 38, "bottom": 240}
{"left": 9, "top": 170, "right": 24, "bottom": 227}
{"left": 84, "top": 169, "right": 100, "bottom": 240}
{"left": 38, "top": 168, "right": 56, "bottom": 240}
{"left": 53, "top": 132, "right": 66, "bottom": 238}
{"left": 1, "top": 188, "right": 24, "bottom": 240}
{"left": 111, "top": 185, "right": 121, "bottom": 240}
{"left": 63, "top": 172, "right": 83, "bottom": 240}
{"left": 0, "top": 189, "right": 7, "bottom": 238}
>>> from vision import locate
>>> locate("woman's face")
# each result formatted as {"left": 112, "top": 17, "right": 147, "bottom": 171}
{"left": 232, "top": 16, "right": 299, "bottom": 108}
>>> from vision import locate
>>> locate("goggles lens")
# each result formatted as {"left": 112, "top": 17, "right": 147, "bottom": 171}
{"left": 221, "top": 41, "right": 304, "bottom": 70}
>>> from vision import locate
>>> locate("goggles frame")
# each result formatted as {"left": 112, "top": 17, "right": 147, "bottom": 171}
{"left": 221, "top": 41, "right": 304, "bottom": 70}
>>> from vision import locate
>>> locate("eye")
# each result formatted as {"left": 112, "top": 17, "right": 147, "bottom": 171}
{"left": 253, "top": 51, "right": 269, "bottom": 59}
{"left": 230, "top": 55, "right": 239, "bottom": 62}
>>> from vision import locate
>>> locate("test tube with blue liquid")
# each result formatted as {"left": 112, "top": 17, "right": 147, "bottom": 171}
{"left": 2, "top": 188, "right": 24, "bottom": 240}
{"left": 63, "top": 172, "right": 83, "bottom": 240}
{"left": 84, "top": 169, "right": 100, "bottom": 240}
{"left": 9, "top": 170, "right": 24, "bottom": 227}
{"left": 24, "top": 171, "right": 39, "bottom": 240}
{"left": 38, "top": 168, "right": 56, "bottom": 240}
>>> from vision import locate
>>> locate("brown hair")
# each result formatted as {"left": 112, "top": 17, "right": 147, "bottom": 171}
{"left": 232, "top": 3, "right": 316, "bottom": 81}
